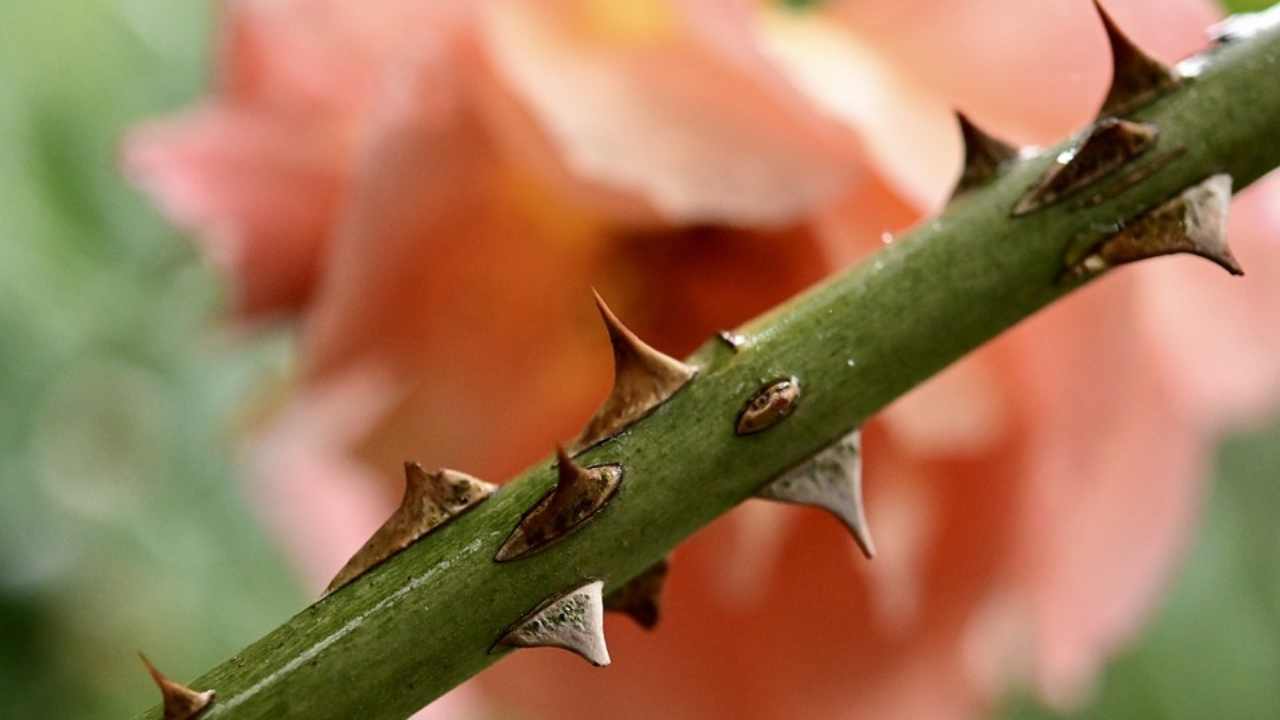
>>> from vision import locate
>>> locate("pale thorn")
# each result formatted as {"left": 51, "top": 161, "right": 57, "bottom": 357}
{"left": 497, "top": 580, "right": 611, "bottom": 667}
{"left": 756, "top": 430, "right": 875, "bottom": 559}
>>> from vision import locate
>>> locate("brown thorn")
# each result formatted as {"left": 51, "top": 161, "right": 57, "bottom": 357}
{"left": 139, "top": 653, "right": 215, "bottom": 720}
{"left": 495, "top": 580, "right": 611, "bottom": 666}
{"left": 574, "top": 290, "right": 697, "bottom": 451}
{"left": 951, "top": 112, "right": 1019, "bottom": 198}
{"left": 494, "top": 445, "right": 623, "bottom": 562}
{"left": 1012, "top": 118, "right": 1158, "bottom": 217}
{"left": 1094, "top": 0, "right": 1181, "bottom": 117}
{"left": 604, "top": 559, "right": 669, "bottom": 630}
{"left": 1069, "top": 174, "right": 1243, "bottom": 279}
{"left": 736, "top": 377, "right": 800, "bottom": 435}
{"left": 756, "top": 430, "right": 875, "bottom": 559}
{"left": 325, "top": 463, "right": 496, "bottom": 595}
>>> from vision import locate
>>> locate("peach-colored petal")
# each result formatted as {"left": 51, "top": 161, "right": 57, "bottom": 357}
{"left": 219, "top": 0, "right": 473, "bottom": 117}
{"left": 1134, "top": 178, "right": 1280, "bottom": 427}
{"left": 880, "top": 358, "right": 1010, "bottom": 458}
{"left": 758, "top": 7, "right": 959, "bottom": 212}
{"left": 1007, "top": 278, "right": 1208, "bottom": 707}
{"left": 827, "top": 0, "right": 1219, "bottom": 144}
{"left": 811, "top": 172, "right": 920, "bottom": 268}
{"left": 297, "top": 61, "right": 612, "bottom": 481}
{"left": 123, "top": 107, "right": 344, "bottom": 314}
{"left": 862, "top": 459, "right": 934, "bottom": 633}
{"left": 246, "top": 366, "right": 403, "bottom": 592}
{"left": 481, "top": 0, "right": 863, "bottom": 225}
{"left": 715, "top": 502, "right": 795, "bottom": 607}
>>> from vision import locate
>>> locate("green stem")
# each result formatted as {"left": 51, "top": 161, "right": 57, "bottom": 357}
{"left": 142, "top": 20, "right": 1280, "bottom": 720}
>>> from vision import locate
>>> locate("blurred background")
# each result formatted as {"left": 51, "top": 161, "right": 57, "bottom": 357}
{"left": 1, "top": 1, "right": 1277, "bottom": 719}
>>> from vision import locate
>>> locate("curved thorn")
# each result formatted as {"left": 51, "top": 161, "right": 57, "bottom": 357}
{"left": 951, "top": 112, "right": 1019, "bottom": 198}
{"left": 325, "top": 463, "right": 496, "bottom": 595}
{"left": 1070, "top": 174, "right": 1243, "bottom": 278}
{"left": 1094, "top": 0, "right": 1180, "bottom": 117}
{"left": 139, "top": 653, "right": 216, "bottom": 720}
{"left": 574, "top": 290, "right": 697, "bottom": 451}
{"left": 756, "top": 430, "right": 874, "bottom": 559}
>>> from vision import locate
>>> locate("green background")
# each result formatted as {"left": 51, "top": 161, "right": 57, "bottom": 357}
{"left": 0, "top": 1, "right": 1274, "bottom": 718}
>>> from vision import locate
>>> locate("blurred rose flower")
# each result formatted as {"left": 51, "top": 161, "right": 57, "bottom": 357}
{"left": 125, "top": 0, "right": 1280, "bottom": 718}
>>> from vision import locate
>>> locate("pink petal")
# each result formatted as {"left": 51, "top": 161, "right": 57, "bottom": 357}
{"left": 480, "top": 0, "right": 864, "bottom": 225}
{"left": 880, "top": 357, "right": 1011, "bottom": 458}
{"left": 827, "top": 0, "right": 1219, "bottom": 144}
{"left": 1006, "top": 277, "right": 1208, "bottom": 706}
{"left": 123, "top": 107, "right": 344, "bottom": 315}
{"left": 758, "top": 8, "right": 960, "bottom": 212}
{"left": 219, "top": 0, "right": 474, "bottom": 117}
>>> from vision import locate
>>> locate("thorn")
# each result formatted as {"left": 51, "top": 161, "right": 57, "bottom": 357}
{"left": 756, "top": 430, "right": 874, "bottom": 558}
{"left": 139, "top": 653, "right": 215, "bottom": 720}
{"left": 736, "top": 377, "right": 800, "bottom": 435}
{"left": 574, "top": 290, "right": 697, "bottom": 451}
{"left": 1069, "top": 174, "right": 1242, "bottom": 278}
{"left": 951, "top": 112, "right": 1018, "bottom": 198}
{"left": 1209, "top": 5, "right": 1280, "bottom": 45}
{"left": 496, "top": 580, "right": 611, "bottom": 666}
{"left": 1012, "top": 118, "right": 1158, "bottom": 216}
{"left": 604, "top": 559, "right": 669, "bottom": 630}
{"left": 1094, "top": 1, "right": 1181, "bottom": 117}
{"left": 717, "top": 330, "right": 749, "bottom": 352}
{"left": 495, "top": 446, "right": 623, "bottom": 562}
{"left": 326, "top": 463, "right": 496, "bottom": 594}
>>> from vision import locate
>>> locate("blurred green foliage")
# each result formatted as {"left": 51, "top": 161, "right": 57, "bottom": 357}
{"left": 0, "top": 0, "right": 1276, "bottom": 718}
{"left": 0, "top": 2, "right": 301, "bottom": 718}
{"left": 1223, "top": 0, "right": 1279, "bottom": 11}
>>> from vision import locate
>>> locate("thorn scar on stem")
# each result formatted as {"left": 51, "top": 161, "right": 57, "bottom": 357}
{"left": 736, "top": 377, "right": 800, "bottom": 435}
